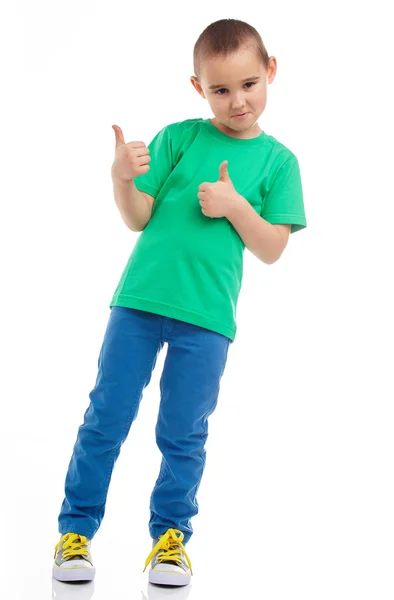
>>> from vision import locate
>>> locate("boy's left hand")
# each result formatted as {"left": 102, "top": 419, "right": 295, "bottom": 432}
{"left": 198, "top": 161, "right": 242, "bottom": 219}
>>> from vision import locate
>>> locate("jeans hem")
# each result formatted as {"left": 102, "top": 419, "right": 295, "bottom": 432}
{"left": 58, "top": 524, "right": 97, "bottom": 539}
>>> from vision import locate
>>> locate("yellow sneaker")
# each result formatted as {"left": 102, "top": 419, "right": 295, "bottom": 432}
{"left": 52, "top": 533, "right": 95, "bottom": 582}
{"left": 143, "top": 528, "right": 193, "bottom": 586}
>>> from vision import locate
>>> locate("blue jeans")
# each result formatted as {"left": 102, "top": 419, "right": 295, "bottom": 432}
{"left": 58, "top": 306, "right": 231, "bottom": 544}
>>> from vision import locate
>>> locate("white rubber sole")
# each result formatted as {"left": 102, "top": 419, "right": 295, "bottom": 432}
{"left": 52, "top": 562, "right": 96, "bottom": 582}
{"left": 149, "top": 568, "right": 191, "bottom": 586}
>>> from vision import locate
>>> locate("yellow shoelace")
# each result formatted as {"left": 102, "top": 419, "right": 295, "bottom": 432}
{"left": 143, "top": 528, "right": 193, "bottom": 575}
{"left": 54, "top": 533, "right": 89, "bottom": 560}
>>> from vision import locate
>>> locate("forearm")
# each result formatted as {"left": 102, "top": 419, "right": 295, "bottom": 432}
{"left": 226, "top": 195, "right": 285, "bottom": 264}
{"left": 111, "top": 172, "right": 151, "bottom": 231}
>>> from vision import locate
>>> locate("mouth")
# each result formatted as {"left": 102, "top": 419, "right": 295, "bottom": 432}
{"left": 231, "top": 112, "right": 248, "bottom": 118}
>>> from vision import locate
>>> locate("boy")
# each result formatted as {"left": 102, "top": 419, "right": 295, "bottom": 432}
{"left": 53, "top": 18, "right": 307, "bottom": 587}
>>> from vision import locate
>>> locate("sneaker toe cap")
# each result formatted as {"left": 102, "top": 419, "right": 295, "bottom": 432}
{"left": 59, "top": 559, "right": 93, "bottom": 570}
{"left": 152, "top": 563, "right": 187, "bottom": 574}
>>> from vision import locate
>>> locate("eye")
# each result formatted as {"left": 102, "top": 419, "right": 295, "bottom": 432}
{"left": 215, "top": 82, "right": 256, "bottom": 95}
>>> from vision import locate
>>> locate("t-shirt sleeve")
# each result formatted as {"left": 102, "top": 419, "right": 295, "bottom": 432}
{"left": 261, "top": 155, "right": 307, "bottom": 234}
{"left": 133, "top": 125, "right": 173, "bottom": 198}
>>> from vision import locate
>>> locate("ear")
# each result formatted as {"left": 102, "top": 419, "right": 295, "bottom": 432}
{"left": 190, "top": 76, "right": 206, "bottom": 99}
{"left": 267, "top": 56, "right": 277, "bottom": 84}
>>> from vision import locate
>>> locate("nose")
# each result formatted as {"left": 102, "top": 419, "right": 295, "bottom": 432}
{"left": 231, "top": 94, "right": 246, "bottom": 110}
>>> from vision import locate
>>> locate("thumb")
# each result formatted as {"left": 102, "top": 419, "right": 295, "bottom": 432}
{"left": 112, "top": 124, "right": 125, "bottom": 147}
{"left": 219, "top": 160, "right": 230, "bottom": 181}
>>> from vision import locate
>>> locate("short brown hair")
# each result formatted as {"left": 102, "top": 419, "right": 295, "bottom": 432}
{"left": 193, "top": 18, "right": 270, "bottom": 81}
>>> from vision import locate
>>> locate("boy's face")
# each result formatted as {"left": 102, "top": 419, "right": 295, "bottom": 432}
{"left": 191, "top": 46, "right": 276, "bottom": 139}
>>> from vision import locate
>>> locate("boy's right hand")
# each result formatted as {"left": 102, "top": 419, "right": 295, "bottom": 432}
{"left": 111, "top": 124, "right": 151, "bottom": 183}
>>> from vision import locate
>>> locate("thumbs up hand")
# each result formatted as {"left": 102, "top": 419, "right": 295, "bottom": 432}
{"left": 111, "top": 124, "right": 151, "bottom": 183}
{"left": 197, "top": 161, "right": 241, "bottom": 219}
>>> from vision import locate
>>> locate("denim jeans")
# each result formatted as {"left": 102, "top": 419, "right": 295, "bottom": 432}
{"left": 58, "top": 306, "right": 231, "bottom": 544}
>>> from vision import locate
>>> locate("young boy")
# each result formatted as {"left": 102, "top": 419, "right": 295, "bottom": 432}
{"left": 52, "top": 18, "right": 307, "bottom": 587}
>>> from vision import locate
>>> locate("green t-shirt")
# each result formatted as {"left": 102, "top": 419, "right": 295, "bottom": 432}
{"left": 110, "top": 118, "right": 307, "bottom": 342}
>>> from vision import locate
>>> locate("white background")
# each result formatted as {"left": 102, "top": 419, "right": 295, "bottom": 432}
{"left": 1, "top": 1, "right": 393, "bottom": 599}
